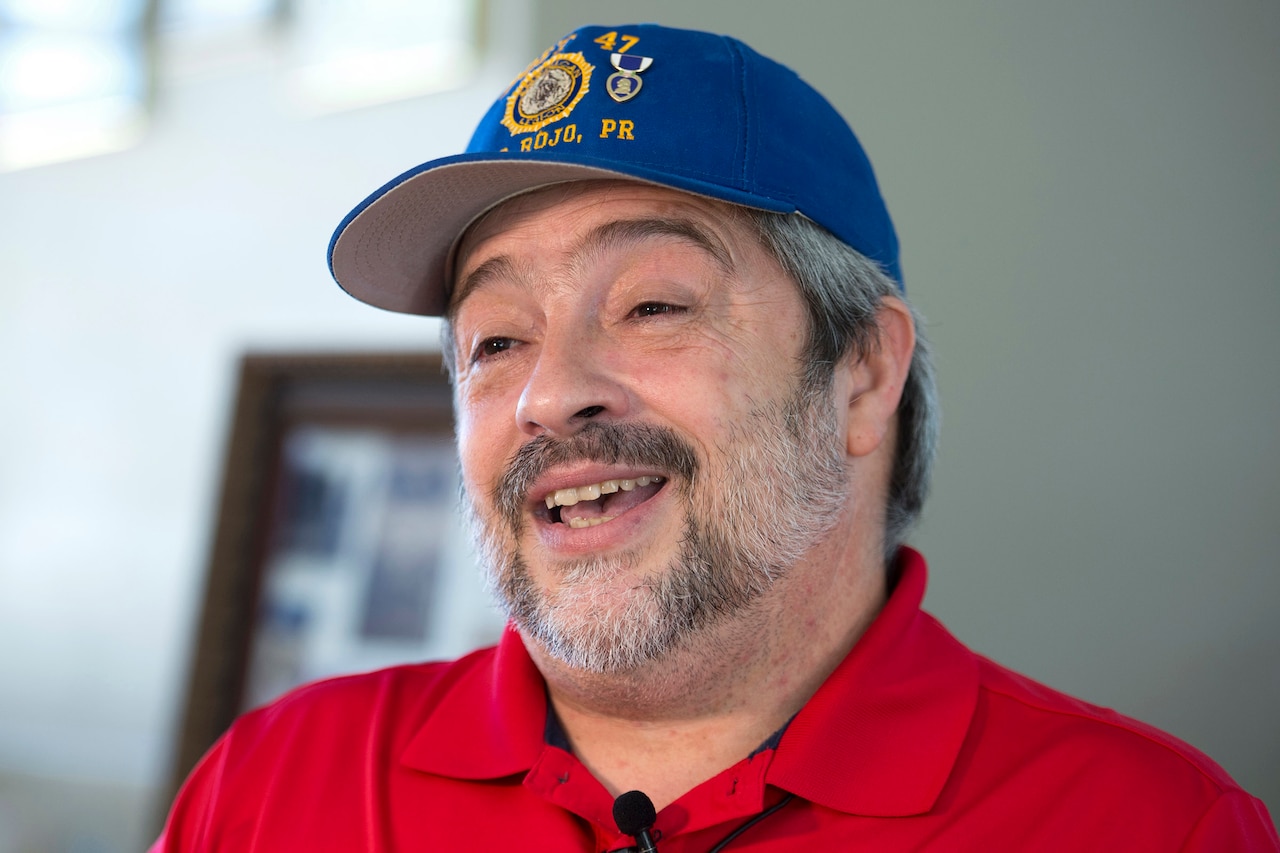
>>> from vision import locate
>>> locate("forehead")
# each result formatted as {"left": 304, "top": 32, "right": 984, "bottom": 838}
{"left": 450, "top": 181, "right": 767, "bottom": 300}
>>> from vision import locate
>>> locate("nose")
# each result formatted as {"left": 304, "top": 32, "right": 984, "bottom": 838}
{"left": 515, "top": 330, "right": 630, "bottom": 437}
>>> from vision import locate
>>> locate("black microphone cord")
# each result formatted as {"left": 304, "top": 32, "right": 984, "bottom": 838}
{"left": 706, "top": 792, "right": 795, "bottom": 853}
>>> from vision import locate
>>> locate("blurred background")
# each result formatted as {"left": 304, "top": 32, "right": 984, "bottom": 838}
{"left": 1, "top": 0, "right": 1276, "bottom": 849}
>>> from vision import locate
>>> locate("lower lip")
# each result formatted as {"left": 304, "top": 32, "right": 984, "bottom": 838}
{"left": 532, "top": 484, "right": 673, "bottom": 556}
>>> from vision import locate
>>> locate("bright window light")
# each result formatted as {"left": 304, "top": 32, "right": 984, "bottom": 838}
{"left": 158, "top": 0, "right": 277, "bottom": 34}
{"left": 288, "top": 0, "right": 479, "bottom": 114}
{"left": 0, "top": 31, "right": 141, "bottom": 110}
{"left": 0, "top": 0, "right": 482, "bottom": 170}
{"left": 3, "top": 0, "right": 146, "bottom": 31}
{"left": 0, "top": 0, "right": 150, "bottom": 171}
{"left": 0, "top": 93, "right": 146, "bottom": 170}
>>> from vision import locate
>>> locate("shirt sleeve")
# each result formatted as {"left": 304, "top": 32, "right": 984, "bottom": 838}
{"left": 1180, "top": 790, "right": 1280, "bottom": 852}
{"left": 148, "top": 733, "right": 235, "bottom": 853}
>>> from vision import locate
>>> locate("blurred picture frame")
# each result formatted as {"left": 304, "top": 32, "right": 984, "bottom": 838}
{"left": 163, "top": 351, "right": 500, "bottom": 811}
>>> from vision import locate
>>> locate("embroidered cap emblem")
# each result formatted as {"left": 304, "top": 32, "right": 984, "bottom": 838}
{"left": 606, "top": 52, "right": 652, "bottom": 103}
{"left": 502, "top": 52, "right": 593, "bottom": 135}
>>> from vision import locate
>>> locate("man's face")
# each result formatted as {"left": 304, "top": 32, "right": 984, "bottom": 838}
{"left": 449, "top": 183, "right": 851, "bottom": 672}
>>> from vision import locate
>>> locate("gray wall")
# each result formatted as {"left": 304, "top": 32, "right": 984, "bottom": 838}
{"left": 535, "top": 0, "right": 1280, "bottom": 809}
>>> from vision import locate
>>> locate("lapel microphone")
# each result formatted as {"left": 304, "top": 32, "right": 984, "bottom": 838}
{"left": 611, "top": 788, "right": 798, "bottom": 853}
{"left": 613, "top": 790, "right": 660, "bottom": 853}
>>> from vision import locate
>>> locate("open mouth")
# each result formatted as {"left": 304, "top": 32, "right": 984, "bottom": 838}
{"left": 539, "top": 476, "right": 667, "bottom": 529}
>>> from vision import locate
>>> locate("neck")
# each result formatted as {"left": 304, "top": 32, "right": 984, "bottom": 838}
{"left": 524, "top": 526, "right": 888, "bottom": 811}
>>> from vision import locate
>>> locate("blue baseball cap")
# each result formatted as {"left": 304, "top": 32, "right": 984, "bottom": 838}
{"left": 328, "top": 22, "right": 901, "bottom": 316}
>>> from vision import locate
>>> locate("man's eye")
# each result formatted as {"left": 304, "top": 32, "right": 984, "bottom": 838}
{"left": 474, "top": 337, "right": 515, "bottom": 361}
{"left": 631, "top": 302, "right": 679, "bottom": 318}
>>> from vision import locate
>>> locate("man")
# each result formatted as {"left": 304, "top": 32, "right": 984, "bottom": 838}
{"left": 154, "top": 23, "right": 1278, "bottom": 850}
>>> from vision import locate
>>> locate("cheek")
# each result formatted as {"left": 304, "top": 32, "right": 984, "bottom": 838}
{"left": 625, "top": 362, "right": 738, "bottom": 452}
{"left": 453, "top": 396, "right": 507, "bottom": 497}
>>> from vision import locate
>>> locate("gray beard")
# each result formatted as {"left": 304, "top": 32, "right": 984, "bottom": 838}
{"left": 465, "top": 377, "right": 849, "bottom": 673}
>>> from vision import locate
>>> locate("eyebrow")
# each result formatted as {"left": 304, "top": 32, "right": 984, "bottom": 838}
{"left": 580, "top": 217, "right": 734, "bottom": 272}
{"left": 449, "top": 254, "right": 521, "bottom": 316}
{"left": 448, "top": 216, "right": 735, "bottom": 315}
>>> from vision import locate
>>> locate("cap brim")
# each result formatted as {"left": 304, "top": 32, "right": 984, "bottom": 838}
{"left": 327, "top": 151, "right": 797, "bottom": 317}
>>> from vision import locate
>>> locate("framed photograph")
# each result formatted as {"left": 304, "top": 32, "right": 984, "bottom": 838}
{"left": 164, "top": 352, "right": 503, "bottom": 807}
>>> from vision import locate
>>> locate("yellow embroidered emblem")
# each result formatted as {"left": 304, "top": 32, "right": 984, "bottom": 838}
{"left": 501, "top": 52, "right": 593, "bottom": 135}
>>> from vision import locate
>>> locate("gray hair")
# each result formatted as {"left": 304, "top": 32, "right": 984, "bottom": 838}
{"left": 743, "top": 211, "right": 939, "bottom": 558}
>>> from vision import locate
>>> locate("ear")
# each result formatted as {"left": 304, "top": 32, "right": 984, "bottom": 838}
{"left": 840, "top": 297, "right": 916, "bottom": 458}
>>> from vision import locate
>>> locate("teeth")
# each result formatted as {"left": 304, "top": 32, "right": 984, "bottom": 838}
{"left": 568, "top": 515, "right": 617, "bottom": 529}
{"left": 552, "top": 487, "right": 580, "bottom": 507}
{"left": 544, "top": 475, "right": 664, "bottom": 508}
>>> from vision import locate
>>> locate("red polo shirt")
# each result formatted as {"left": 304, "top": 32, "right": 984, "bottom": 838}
{"left": 153, "top": 549, "right": 1278, "bottom": 850}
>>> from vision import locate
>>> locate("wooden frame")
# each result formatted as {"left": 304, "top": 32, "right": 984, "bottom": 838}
{"left": 163, "top": 351, "right": 456, "bottom": 808}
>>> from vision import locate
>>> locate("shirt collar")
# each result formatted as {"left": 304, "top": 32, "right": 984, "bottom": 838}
{"left": 401, "top": 623, "right": 547, "bottom": 779}
{"left": 402, "top": 547, "right": 978, "bottom": 818}
{"left": 767, "top": 547, "right": 979, "bottom": 816}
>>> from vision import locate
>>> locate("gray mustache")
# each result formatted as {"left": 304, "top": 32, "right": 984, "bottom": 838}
{"left": 493, "top": 422, "right": 700, "bottom": 527}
